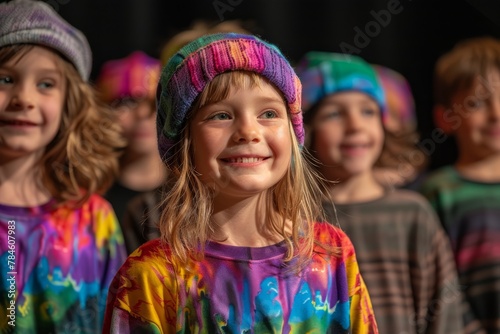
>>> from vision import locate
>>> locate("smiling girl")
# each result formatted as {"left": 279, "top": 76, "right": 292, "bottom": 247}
{"left": 103, "top": 33, "right": 378, "bottom": 333}
{"left": 0, "top": 1, "right": 126, "bottom": 332}
{"left": 296, "top": 51, "right": 464, "bottom": 334}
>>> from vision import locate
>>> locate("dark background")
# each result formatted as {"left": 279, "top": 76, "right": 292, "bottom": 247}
{"left": 5, "top": 0, "right": 500, "bottom": 169}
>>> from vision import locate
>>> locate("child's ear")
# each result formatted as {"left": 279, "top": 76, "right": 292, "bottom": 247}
{"left": 433, "top": 104, "right": 454, "bottom": 135}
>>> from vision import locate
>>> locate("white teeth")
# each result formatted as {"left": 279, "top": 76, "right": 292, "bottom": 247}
{"left": 228, "top": 157, "right": 262, "bottom": 163}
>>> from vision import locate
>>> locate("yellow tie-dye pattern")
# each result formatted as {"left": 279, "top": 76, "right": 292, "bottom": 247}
{"left": 94, "top": 199, "right": 123, "bottom": 257}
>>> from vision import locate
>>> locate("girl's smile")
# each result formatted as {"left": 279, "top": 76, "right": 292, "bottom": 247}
{"left": 0, "top": 118, "right": 38, "bottom": 128}
{"left": 220, "top": 155, "right": 270, "bottom": 165}
{"left": 0, "top": 46, "right": 65, "bottom": 159}
{"left": 190, "top": 77, "right": 292, "bottom": 198}
{"left": 311, "top": 91, "right": 384, "bottom": 180}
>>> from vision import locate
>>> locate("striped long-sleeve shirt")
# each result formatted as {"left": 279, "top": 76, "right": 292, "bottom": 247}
{"left": 420, "top": 166, "right": 500, "bottom": 334}
{"left": 323, "top": 189, "right": 464, "bottom": 334}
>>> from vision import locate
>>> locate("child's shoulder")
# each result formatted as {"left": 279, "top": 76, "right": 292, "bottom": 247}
{"left": 71, "top": 193, "right": 117, "bottom": 220}
{"left": 420, "top": 165, "right": 458, "bottom": 186}
{"left": 129, "top": 238, "right": 169, "bottom": 260}
{"left": 118, "top": 238, "right": 174, "bottom": 275}
{"left": 418, "top": 165, "right": 470, "bottom": 197}
{"left": 385, "top": 188, "right": 434, "bottom": 208}
{"left": 313, "top": 221, "right": 353, "bottom": 250}
{"left": 132, "top": 238, "right": 178, "bottom": 266}
{"left": 62, "top": 193, "right": 114, "bottom": 212}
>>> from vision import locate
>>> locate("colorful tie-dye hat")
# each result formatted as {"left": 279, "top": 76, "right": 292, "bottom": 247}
{"left": 96, "top": 51, "right": 160, "bottom": 104}
{"left": 156, "top": 33, "right": 303, "bottom": 163}
{"left": 373, "top": 64, "right": 416, "bottom": 132}
{"left": 296, "top": 51, "right": 385, "bottom": 118}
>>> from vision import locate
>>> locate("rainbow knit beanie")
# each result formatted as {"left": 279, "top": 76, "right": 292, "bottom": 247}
{"left": 373, "top": 64, "right": 416, "bottom": 131}
{"left": 96, "top": 51, "right": 160, "bottom": 104}
{"left": 156, "top": 32, "right": 303, "bottom": 163}
{"left": 295, "top": 52, "right": 385, "bottom": 118}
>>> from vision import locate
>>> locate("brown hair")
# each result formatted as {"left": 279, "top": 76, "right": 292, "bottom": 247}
{"left": 434, "top": 36, "right": 500, "bottom": 107}
{"left": 158, "top": 71, "right": 337, "bottom": 270}
{"left": 375, "top": 129, "right": 427, "bottom": 177}
{"left": 0, "top": 44, "right": 125, "bottom": 205}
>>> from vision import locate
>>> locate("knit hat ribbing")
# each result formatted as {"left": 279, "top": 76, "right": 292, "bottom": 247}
{"left": 96, "top": 51, "right": 160, "bottom": 104}
{"left": 296, "top": 52, "right": 385, "bottom": 117}
{"left": 157, "top": 33, "right": 303, "bottom": 163}
{"left": 373, "top": 64, "right": 416, "bottom": 131}
{"left": 0, "top": 0, "right": 92, "bottom": 80}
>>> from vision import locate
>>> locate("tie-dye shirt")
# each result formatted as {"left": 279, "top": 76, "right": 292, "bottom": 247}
{"left": 0, "top": 194, "right": 126, "bottom": 333}
{"left": 103, "top": 222, "right": 378, "bottom": 333}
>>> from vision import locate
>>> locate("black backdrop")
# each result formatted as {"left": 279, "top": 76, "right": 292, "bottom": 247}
{"left": 4, "top": 0, "right": 500, "bottom": 169}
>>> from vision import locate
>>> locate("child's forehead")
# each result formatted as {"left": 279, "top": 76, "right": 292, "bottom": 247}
{"left": 1, "top": 45, "right": 63, "bottom": 70}
{"left": 452, "top": 70, "right": 500, "bottom": 98}
{"left": 320, "top": 91, "right": 381, "bottom": 105}
{"left": 202, "top": 71, "right": 286, "bottom": 103}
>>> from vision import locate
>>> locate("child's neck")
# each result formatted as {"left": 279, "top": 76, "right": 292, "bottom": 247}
{"left": 210, "top": 193, "right": 287, "bottom": 247}
{"left": 118, "top": 152, "right": 166, "bottom": 191}
{"left": 327, "top": 171, "right": 385, "bottom": 204}
{"left": 455, "top": 154, "right": 500, "bottom": 182}
{"left": 0, "top": 154, "right": 51, "bottom": 206}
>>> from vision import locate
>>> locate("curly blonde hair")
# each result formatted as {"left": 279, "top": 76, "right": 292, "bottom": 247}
{"left": 0, "top": 45, "right": 125, "bottom": 206}
{"left": 158, "top": 71, "right": 335, "bottom": 270}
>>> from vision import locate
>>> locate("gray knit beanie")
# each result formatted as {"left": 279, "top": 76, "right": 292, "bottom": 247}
{"left": 0, "top": 0, "right": 92, "bottom": 80}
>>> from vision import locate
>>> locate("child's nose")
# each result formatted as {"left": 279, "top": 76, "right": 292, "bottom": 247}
{"left": 345, "top": 113, "right": 363, "bottom": 132}
{"left": 490, "top": 98, "right": 500, "bottom": 120}
{"left": 9, "top": 85, "right": 35, "bottom": 111}
{"left": 233, "top": 118, "right": 260, "bottom": 143}
{"left": 134, "top": 99, "right": 155, "bottom": 119}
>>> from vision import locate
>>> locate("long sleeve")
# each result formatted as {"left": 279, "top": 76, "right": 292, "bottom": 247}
{"left": 341, "top": 227, "right": 379, "bottom": 334}
{"left": 93, "top": 196, "right": 128, "bottom": 328}
{"left": 412, "top": 203, "right": 464, "bottom": 334}
{"left": 103, "top": 240, "right": 178, "bottom": 334}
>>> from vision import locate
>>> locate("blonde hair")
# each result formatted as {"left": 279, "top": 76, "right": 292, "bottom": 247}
{"left": 160, "top": 20, "right": 252, "bottom": 65}
{"left": 158, "top": 71, "right": 335, "bottom": 270}
{"left": 434, "top": 36, "right": 500, "bottom": 107}
{"left": 0, "top": 45, "right": 125, "bottom": 205}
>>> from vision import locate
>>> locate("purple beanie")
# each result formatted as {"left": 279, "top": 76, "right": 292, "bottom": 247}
{"left": 0, "top": 0, "right": 92, "bottom": 80}
{"left": 156, "top": 33, "right": 303, "bottom": 163}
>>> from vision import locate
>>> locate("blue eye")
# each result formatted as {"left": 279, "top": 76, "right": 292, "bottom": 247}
{"left": 362, "top": 108, "right": 377, "bottom": 116}
{"left": 466, "top": 99, "right": 484, "bottom": 109}
{"left": 0, "top": 76, "right": 13, "bottom": 85}
{"left": 209, "top": 113, "right": 231, "bottom": 120}
{"left": 322, "top": 110, "right": 341, "bottom": 120}
{"left": 38, "top": 81, "right": 54, "bottom": 89}
{"left": 261, "top": 110, "right": 277, "bottom": 119}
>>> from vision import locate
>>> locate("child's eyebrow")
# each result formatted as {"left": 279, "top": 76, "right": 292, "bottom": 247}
{"left": 37, "top": 69, "right": 62, "bottom": 77}
{"left": 319, "top": 100, "right": 341, "bottom": 106}
{"left": 257, "top": 95, "right": 286, "bottom": 104}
